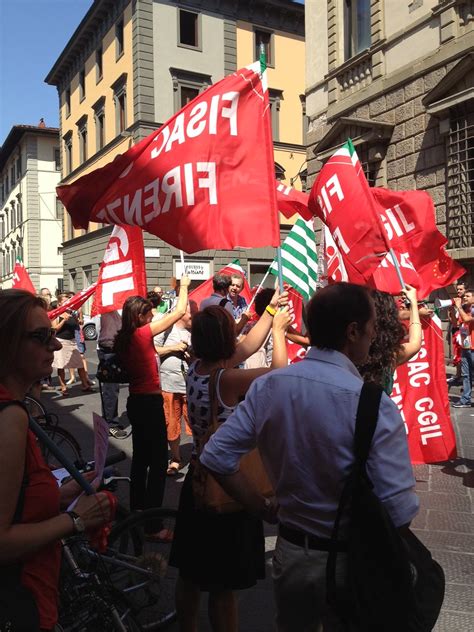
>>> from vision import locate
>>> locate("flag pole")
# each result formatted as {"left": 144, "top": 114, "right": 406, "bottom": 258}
{"left": 247, "top": 267, "right": 271, "bottom": 311}
{"left": 259, "top": 42, "right": 284, "bottom": 293}
{"left": 179, "top": 250, "right": 186, "bottom": 274}
{"left": 388, "top": 248, "right": 406, "bottom": 291}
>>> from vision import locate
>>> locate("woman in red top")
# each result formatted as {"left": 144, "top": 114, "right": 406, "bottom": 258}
{"left": 114, "top": 275, "right": 190, "bottom": 538}
{"left": 0, "top": 289, "right": 113, "bottom": 632}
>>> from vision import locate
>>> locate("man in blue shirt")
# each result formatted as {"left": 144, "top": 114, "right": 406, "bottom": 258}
{"left": 201, "top": 282, "right": 419, "bottom": 631}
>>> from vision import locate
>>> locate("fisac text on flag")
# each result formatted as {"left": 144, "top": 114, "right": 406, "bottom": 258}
{"left": 57, "top": 63, "right": 279, "bottom": 254}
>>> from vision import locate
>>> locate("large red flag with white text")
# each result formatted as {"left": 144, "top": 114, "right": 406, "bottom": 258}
{"left": 189, "top": 260, "right": 252, "bottom": 310}
{"left": 390, "top": 316, "right": 457, "bottom": 464}
{"left": 12, "top": 259, "right": 36, "bottom": 294}
{"left": 309, "top": 139, "right": 389, "bottom": 284}
{"left": 48, "top": 283, "right": 98, "bottom": 320}
{"left": 322, "top": 189, "right": 465, "bottom": 298}
{"left": 91, "top": 225, "right": 147, "bottom": 316}
{"left": 57, "top": 63, "right": 279, "bottom": 254}
{"left": 367, "top": 188, "right": 465, "bottom": 298}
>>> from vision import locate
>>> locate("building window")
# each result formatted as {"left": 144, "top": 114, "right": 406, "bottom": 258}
{"left": 65, "top": 87, "right": 71, "bottom": 117}
{"left": 112, "top": 74, "right": 127, "bottom": 135}
{"left": 93, "top": 97, "right": 106, "bottom": 150}
{"left": 171, "top": 69, "right": 211, "bottom": 112}
{"left": 269, "top": 89, "right": 283, "bottom": 142}
{"left": 116, "top": 19, "right": 124, "bottom": 58}
{"left": 16, "top": 156, "right": 22, "bottom": 180}
{"left": 447, "top": 102, "right": 474, "bottom": 250}
{"left": 255, "top": 29, "right": 274, "bottom": 66}
{"left": 178, "top": 9, "right": 200, "bottom": 49}
{"left": 5, "top": 174, "right": 9, "bottom": 193}
{"left": 344, "top": 0, "right": 371, "bottom": 60}
{"left": 10, "top": 165, "right": 15, "bottom": 187}
{"left": 76, "top": 115, "right": 88, "bottom": 163}
{"left": 275, "top": 163, "right": 286, "bottom": 181}
{"left": 56, "top": 198, "right": 63, "bottom": 220}
{"left": 16, "top": 195, "right": 22, "bottom": 225}
{"left": 96, "top": 46, "right": 103, "bottom": 82}
{"left": 0, "top": 218, "right": 4, "bottom": 241}
{"left": 63, "top": 132, "right": 73, "bottom": 174}
{"left": 249, "top": 262, "right": 274, "bottom": 288}
{"left": 54, "top": 148, "right": 61, "bottom": 170}
{"left": 356, "top": 144, "right": 378, "bottom": 187}
{"left": 79, "top": 69, "right": 86, "bottom": 101}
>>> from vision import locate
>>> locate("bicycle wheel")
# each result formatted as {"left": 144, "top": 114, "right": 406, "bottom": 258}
{"left": 41, "top": 423, "right": 84, "bottom": 470}
{"left": 107, "top": 508, "right": 178, "bottom": 630}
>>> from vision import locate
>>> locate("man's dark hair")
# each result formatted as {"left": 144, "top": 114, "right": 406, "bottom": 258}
{"left": 306, "top": 283, "right": 373, "bottom": 351}
{"left": 254, "top": 288, "right": 274, "bottom": 317}
{"left": 212, "top": 274, "right": 231, "bottom": 293}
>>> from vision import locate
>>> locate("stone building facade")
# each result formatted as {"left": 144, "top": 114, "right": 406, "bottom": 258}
{"left": 305, "top": 0, "right": 474, "bottom": 286}
{"left": 45, "top": 0, "right": 305, "bottom": 296}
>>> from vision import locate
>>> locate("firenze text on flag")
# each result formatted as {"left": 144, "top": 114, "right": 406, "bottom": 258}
{"left": 57, "top": 63, "right": 279, "bottom": 255}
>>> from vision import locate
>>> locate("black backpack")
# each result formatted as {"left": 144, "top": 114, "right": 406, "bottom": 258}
{"left": 326, "top": 382, "right": 445, "bottom": 632}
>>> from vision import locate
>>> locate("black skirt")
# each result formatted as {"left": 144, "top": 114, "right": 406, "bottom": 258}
{"left": 169, "top": 467, "right": 265, "bottom": 591}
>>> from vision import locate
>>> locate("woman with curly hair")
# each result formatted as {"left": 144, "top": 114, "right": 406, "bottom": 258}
{"left": 359, "top": 284, "right": 422, "bottom": 393}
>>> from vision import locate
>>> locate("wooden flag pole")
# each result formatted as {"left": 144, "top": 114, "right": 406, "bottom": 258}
{"left": 247, "top": 267, "right": 272, "bottom": 311}
{"left": 179, "top": 250, "right": 186, "bottom": 275}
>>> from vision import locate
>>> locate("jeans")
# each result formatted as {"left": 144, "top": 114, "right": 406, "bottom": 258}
{"left": 126, "top": 393, "right": 168, "bottom": 515}
{"left": 97, "top": 349, "right": 120, "bottom": 422}
{"left": 272, "top": 535, "right": 351, "bottom": 632}
{"left": 459, "top": 349, "right": 473, "bottom": 404}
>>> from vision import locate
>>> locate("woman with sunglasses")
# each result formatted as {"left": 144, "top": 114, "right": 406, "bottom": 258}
{"left": 0, "top": 289, "right": 113, "bottom": 632}
{"left": 114, "top": 275, "right": 191, "bottom": 539}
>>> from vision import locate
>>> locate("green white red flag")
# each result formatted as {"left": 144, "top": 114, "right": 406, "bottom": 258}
{"left": 189, "top": 259, "right": 252, "bottom": 308}
{"left": 309, "top": 139, "right": 389, "bottom": 284}
{"left": 269, "top": 218, "right": 318, "bottom": 301}
{"left": 57, "top": 63, "right": 279, "bottom": 254}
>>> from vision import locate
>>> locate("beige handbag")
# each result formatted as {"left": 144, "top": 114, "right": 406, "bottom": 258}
{"left": 192, "top": 369, "right": 273, "bottom": 513}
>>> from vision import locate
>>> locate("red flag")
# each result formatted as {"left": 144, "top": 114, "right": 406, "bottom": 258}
{"left": 189, "top": 261, "right": 252, "bottom": 309}
{"left": 276, "top": 182, "right": 312, "bottom": 221}
{"left": 48, "top": 283, "right": 98, "bottom": 320}
{"left": 390, "top": 316, "right": 457, "bottom": 464}
{"left": 309, "top": 140, "right": 389, "bottom": 285}
{"left": 368, "top": 188, "right": 465, "bottom": 298}
{"left": 91, "top": 225, "right": 147, "bottom": 316}
{"left": 286, "top": 288, "right": 307, "bottom": 364}
{"left": 12, "top": 260, "right": 36, "bottom": 294}
{"left": 57, "top": 63, "right": 279, "bottom": 254}
{"left": 324, "top": 188, "right": 465, "bottom": 298}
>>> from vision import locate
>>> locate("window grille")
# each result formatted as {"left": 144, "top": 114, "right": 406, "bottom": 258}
{"left": 447, "top": 103, "right": 474, "bottom": 249}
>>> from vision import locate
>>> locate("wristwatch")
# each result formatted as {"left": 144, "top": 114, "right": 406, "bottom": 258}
{"left": 67, "top": 511, "right": 86, "bottom": 534}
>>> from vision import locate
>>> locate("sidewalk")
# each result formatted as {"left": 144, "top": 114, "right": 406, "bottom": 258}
{"left": 43, "top": 358, "right": 473, "bottom": 631}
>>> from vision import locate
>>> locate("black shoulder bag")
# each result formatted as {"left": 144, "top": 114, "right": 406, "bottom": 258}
{"left": 326, "top": 382, "right": 445, "bottom": 632}
{"left": 0, "top": 400, "right": 40, "bottom": 632}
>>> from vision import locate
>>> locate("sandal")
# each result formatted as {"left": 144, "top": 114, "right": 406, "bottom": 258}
{"left": 81, "top": 386, "right": 95, "bottom": 393}
{"left": 166, "top": 461, "right": 180, "bottom": 476}
{"left": 144, "top": 528, "right": 174, "bottom": 543}
{"left": 60, "top": 389, "right": 69, "bottom": 397}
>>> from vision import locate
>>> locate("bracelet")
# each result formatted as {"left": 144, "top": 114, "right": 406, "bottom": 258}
{"left": 266, "top": 305, "right": 277, "bottom": 317}
{"left": 409, "top": 322, "right": 421, "bottom": 326}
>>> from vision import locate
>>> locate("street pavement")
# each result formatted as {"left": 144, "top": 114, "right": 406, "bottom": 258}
{"left": 41, "top": 348, "right": 473, "bottom": 631}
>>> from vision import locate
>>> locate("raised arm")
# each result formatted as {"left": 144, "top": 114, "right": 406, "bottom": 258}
{"left": 453, "top": 296, "right": 473, "bottom": 323}
{"left": 228, "top": 288, "right": 288, "bottom": 367}
{"left": 149, "top": 276, "right": 191, "bottom": 336}
{"left": 397, "top": 285, "right": 422, "bottom": 366}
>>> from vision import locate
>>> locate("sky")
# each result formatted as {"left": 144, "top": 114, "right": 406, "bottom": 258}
{"left": 0, "top": 0, "right": 304, "bottom": 144}
{"left": 0, "top": 0, "right": 93, "bottom": 142}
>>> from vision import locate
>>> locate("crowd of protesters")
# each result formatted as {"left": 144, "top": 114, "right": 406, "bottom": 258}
{"left": 1, "top": 270, "right": 461, "bottom": 631}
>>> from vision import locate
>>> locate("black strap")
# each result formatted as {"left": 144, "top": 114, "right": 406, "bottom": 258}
{"left": 326, "top": 382, "right": 383, "bottom": 602}
{"left": 219, "top": 297, "right": 230, "bottom": 308}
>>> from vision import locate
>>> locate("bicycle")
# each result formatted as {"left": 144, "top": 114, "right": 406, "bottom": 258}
{"left": 24, "top": 394, "right": 85, "bottom": 469}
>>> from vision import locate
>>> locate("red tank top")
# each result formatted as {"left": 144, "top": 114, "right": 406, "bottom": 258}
{"left": 21, "top": 429, "right": 62, "bottom": 629}
{"left": 0, "top": 389, "right": 61, "bottom": 629}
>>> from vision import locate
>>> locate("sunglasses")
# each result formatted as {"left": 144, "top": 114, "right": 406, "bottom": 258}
{"left": 25, "top": 328, "right": 57, "bottom": 346}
